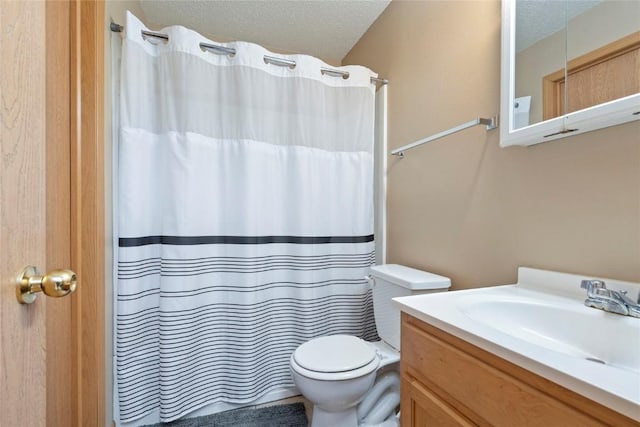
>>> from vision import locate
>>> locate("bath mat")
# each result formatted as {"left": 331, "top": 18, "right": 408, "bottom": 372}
{"left": 141, "top": 402, "right": 308, "bottom": 427}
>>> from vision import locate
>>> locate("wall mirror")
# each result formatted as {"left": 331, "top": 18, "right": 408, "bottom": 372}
{"left": 500, "top": 0, "right": 640, "bottom": 147}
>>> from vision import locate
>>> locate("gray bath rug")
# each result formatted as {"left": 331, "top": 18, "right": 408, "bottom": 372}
{"left": 141, "top": 402, "right": 308, "bottom": 427}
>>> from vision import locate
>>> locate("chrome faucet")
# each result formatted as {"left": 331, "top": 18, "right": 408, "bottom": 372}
{"left": 580, "top": 279, "right": 640, "bottom": 318}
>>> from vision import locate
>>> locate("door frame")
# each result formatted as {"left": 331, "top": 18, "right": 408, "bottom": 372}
{"left": 65, "top": 1, "right": 106, "bottom": 425}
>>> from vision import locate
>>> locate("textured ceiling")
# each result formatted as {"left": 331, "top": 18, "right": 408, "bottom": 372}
{"left": 516, "top": 0, "right": 601, "bottom": 52}
{"left": 138, "top": 0, "right": 391, "bottom": 64}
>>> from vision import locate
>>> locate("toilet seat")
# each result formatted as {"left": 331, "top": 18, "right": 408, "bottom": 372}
{"left": 295, "top": 335, "right": 376, "bottom": 372}
{"left": 291, "top": 335, "right": 380, "bottom": 381}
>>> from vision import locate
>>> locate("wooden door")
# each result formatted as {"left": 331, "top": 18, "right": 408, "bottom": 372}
{"left": 543, "top": 31, "right": 640, "bottom": 120}
{"left": 0, "top": 1, "right": 105, "bottom": 426}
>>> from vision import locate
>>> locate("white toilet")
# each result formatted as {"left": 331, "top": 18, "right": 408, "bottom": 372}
{"left": 290, "top": 264, "right": 451, "bottom": 427}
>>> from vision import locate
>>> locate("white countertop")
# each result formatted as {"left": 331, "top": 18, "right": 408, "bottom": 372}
{"left": 393, "top": 267, "right": 640, "bottom": 421}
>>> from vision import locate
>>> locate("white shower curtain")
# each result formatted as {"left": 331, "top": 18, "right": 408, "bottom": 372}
{"left": 116, "top": 12, "right": 377, "bottom": 423}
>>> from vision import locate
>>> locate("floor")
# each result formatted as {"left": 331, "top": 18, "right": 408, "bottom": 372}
{"left": 257, "top": 395, "right": 312, "bottom": 422}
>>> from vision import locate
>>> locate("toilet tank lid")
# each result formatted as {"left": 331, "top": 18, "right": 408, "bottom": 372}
{"left": 369, "top": 264, "right": 451, "bottom": 290}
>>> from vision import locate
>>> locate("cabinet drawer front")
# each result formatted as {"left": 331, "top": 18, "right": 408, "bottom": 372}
{"left": 401, "top": 318, "right": 604, "bottom": 427}
{"left": 402, "top": 373, "right": 476, "bottom": 427}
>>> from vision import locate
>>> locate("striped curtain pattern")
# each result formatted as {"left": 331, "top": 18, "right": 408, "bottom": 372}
{"left": 115, "top": 12, "right": 378, "bottom": 424}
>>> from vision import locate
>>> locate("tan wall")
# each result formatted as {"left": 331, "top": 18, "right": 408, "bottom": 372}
{"left": 344, "top": 0, "right": 640, "bottom": 290}
{"left": 515, "top": 29, "right": 563, "bottom": 125}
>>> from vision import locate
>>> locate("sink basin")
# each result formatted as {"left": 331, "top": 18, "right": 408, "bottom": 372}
{"left": 393, "top": 267, "right": 640, "bottom": 421}
{"left": 459, "top": 296, "right": 640, "bottom": 374}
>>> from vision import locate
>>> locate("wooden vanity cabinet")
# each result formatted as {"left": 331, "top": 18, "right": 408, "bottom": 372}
{"left": 400, "top": 313, "right": 640, "bottom": 427}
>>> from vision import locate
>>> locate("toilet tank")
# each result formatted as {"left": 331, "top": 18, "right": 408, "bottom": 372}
{"left": 369, "top": 264, "right": 451, "bottom": 351}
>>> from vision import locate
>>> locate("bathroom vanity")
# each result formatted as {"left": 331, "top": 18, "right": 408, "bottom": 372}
{"left": 394, "top": 268, "right": 640, "bottom": 426}
{"left": 400, "top": 313, "right": 638, "bottom": 426}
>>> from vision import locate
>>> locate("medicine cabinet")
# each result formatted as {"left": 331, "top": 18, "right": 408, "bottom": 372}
{"left": 500, "top": 0, "right": 640, "bottom": 147}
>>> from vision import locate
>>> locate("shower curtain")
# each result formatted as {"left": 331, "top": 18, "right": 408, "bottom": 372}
{"left": 116, "top": 11, "right": 377, "bottom": 423}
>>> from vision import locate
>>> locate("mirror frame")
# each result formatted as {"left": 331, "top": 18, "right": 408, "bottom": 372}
{"left": 500, "top": 0, "right": 640, "bottom": 147}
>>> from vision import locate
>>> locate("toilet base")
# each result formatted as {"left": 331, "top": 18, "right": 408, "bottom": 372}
{"left": 311, "top": 406, "right": 358, "bottom": 427}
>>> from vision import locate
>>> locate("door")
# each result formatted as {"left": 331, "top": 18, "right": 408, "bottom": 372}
{"left": 1, "top": 1, "right": 72, "bottom": 425}
{"left": 0, "top": 1, "right": 105, "bottom": 426}
{"left": 542, "top": 32, "right": 640, "bottom": 120}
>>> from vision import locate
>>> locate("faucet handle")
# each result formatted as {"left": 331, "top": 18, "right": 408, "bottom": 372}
{"left": 580, "top": 279, "right": 606, "bottom": 290}
{"left": 611, "top": 289, "right": 640, "bottom": 307}
{"left": 580, "top": 279, "right": 607, "bottom": 297}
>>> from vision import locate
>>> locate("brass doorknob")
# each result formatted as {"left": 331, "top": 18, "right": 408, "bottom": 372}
{"left": 16, "top": 266, "right": 77, "bottom": 304}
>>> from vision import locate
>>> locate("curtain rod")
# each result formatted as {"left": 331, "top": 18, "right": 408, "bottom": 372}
{"left": 110, "top": 22, "right": 389, "bottom": 86}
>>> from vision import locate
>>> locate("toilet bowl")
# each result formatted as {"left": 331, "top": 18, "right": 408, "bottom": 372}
{"left": 290, "top": 264, "right": 451, "bottom": 427}
{"left": 290, "top": 335, "right": 380, "bottom": 426}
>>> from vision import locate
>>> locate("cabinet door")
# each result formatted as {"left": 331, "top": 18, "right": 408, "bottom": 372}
{"left": 401, "top": 374, "right": 475, "bottom": 427}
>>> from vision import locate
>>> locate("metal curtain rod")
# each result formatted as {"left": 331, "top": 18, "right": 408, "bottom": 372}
{"left": 391, "top": 116, "right": 499, "bottom": 158}
{"left": 110, "top": 22, "right": 388, "bottom": 86}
